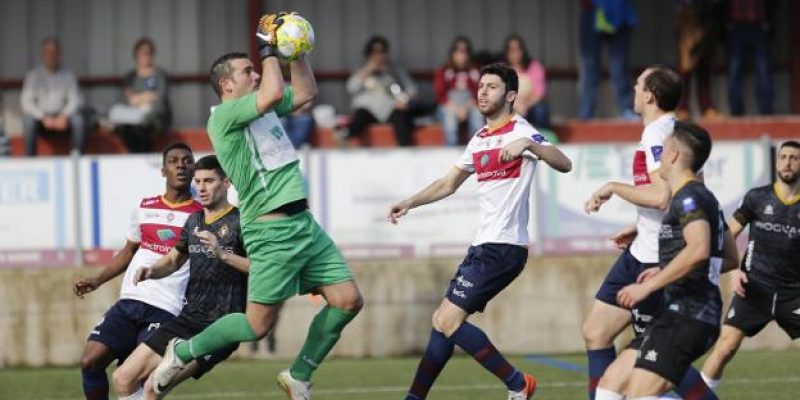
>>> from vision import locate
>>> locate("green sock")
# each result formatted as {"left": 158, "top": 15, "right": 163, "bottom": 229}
{"left": 175, "top": 312, "right": 258, "bottom": 363}
{"left": 289, "top": 305, "right": 358, "bottom": 381}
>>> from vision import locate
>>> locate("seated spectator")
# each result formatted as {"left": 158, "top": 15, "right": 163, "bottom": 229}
{"left": 20, "top": 37, "right": 89, "bottom": 156}
{"left": 282, "top": 102, "right": 314, "bottom": 149}
{"left": 345, "top": 36, "right": 430, "bottom": 147}
{"left": 434, "top": 36, "right": 483, "bottom": 146}
{"left": 504, "top": 34, "right": 550, "bottom": 128}
{"left": 109, "top": 37, "right": 171, "bottom": 153}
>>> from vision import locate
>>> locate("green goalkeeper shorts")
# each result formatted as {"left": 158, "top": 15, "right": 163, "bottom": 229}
{"left": 242, "top": 210, "right": 353, "bottom": 304}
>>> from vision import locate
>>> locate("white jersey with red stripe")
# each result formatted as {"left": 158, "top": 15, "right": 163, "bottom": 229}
{"left": 457, "top": 115, "right": 549, "bottom": 247}
{"left": 629, "top": 113, "right": 675, "bottom": 263}
{"left": 119, "top": 195, "right": 203, "bottom": 315}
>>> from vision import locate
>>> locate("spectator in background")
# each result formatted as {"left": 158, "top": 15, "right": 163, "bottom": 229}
{"left": 433, "top": 36, "right": 483, "bottom": 146}
{"left": 578, "top": 0, "right": 637, "bottom": 120}
{"left": 345, "top": 36, "right": 429, "bottom": 147}
{"left": 21, "top": 37, "right": 88, "bottom": 156}
{"left": 504, "top": 34, "right": 550, "bottom": 128}
{"left": 282, "top": 102, "right": 314, "bottom": 149}
{"left": 674, "top": 0, "right": 723, "bottom": 120}
{"left": 727, "top": 0, "right": 774, "bottom": 115}
{"left": 110, "top": 37, "right": 171, "bottom": 153}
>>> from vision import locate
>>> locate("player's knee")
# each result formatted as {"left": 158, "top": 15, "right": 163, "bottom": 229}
{"left": 80, "top": 353, "right": 106, "bottom": 371}
{"left": 431, "top": 309, "right": 460, "bottom": 336}
{"left": 582, "top": 318, "right": 612, "bottom": 348}
{"left": 111, "top": 368, "right": 135, "bottom": 396}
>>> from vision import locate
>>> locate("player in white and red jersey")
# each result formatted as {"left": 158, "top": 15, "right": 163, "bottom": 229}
{"left": 389, "top": 63, "right": 572, "bottom": 400}
{"left": 73, "top": 143, "right": 201, "bottom": 400}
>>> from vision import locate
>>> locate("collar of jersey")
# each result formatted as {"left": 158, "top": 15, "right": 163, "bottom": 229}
{"left": 773, "top": 183, "right": 800, "bottom": 206}
{"left": 160, "top": 195, "right": 196, "bottom": 209}
{"left": 674, "top": 178, "right": 700, "bottom": 193}
{"left": 477, "top": 115, "right": 516, "bottom": 138}
{"left": 204, "top": 205, "right": 235, "bottom": 225}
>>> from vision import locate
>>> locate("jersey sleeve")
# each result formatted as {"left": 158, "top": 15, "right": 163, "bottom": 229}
{"left": 676, "top": 192, "right": 710, "bottom": 228}
{"left": 209, "top": 92, "right": 261, "bottom": 134}
{"left": 273, "top": 86, "right": 294, "bottom": 118}
{"left": 456, "top": 141, "right": 476, "bottom": 173}
{"left": 732, "top": 189, "right": 756, "bottom": 226}
{"left": 126, "top": 205, "right": 141, "bottom": 243}
{"left": 641, "top": 129, "right": 665, "bottom": 172}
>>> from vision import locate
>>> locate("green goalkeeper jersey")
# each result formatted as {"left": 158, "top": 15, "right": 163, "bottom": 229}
{"left": 207, "top": 87, "right": 306, "bottom": 226}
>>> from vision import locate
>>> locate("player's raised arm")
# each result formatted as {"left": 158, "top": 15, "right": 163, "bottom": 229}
{"left": 584, "top": 171, "right": 671, "bottom": 214}
{"left": 73, "top": 240, "right": 139, "bottom": 298}
{"left": 387, "top": 166, "right": 472, "bottom": 224}
{"left": 254, "top": 13, "right": 287, "bottom": 114}
{"left": 289, "top": 56, "right": 317, "bottom": 112}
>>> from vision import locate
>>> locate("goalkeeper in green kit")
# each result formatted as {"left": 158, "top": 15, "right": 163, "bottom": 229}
{"left": 152, "top": 12, "right": 363, "bottom": 399}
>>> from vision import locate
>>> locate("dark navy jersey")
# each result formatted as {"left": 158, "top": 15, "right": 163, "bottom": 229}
{"left": 659, "top": 180, "right": 725, "bottom": 326}
{"left": 175, "top": 207, "right": 247, "bottom": 324}
{"left": 734, "top": 184, "right": 800, "bottom": 289}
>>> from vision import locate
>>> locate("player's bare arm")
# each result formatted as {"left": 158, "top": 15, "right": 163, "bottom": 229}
{"left": 584, "top": 171, "right": 670, "bottom": 214}
{"left": 289, "top": 56, "right": 317, "bottom": 112}
{"left": 610, "top": 223, "right": 638, "bottom": 250}
{"left": 499, "top": 138, "right": 572, "bottom": 173}
{"left": 196, "top": 230, "right": 250, "bottom": 273}
{"left": 135, "top": 248, "right": 188, "bottom": 285}
{"left": 617, "top": 219, "right": 711, "bottom": 308}
{"left": 254, "top": 14, "right": 286, "bottom": 114}
{"left": 73, "top": 240, "right": 140, "bottom": 298}
{"left": 387, "top": 166, "right": 471, "bottom": 224}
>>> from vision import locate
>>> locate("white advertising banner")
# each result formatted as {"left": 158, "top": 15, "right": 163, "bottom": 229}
{"left": 535, "top": 141, "right": 770, "bottom": 254}
{"left": 0, "top": 157, "right": 77, "bottom": 249}
{"left": 309, "top": 148, "right": 480, "bottom": 257}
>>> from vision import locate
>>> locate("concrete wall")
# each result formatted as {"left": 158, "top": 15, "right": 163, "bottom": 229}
{"left": 1, "top": 255, "right": 796, "bottom": 367}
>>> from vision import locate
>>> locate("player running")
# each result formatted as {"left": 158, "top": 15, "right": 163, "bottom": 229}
{"left": 616, "top": 122, "right": 738, "bottom": 398}
{"left": 151, "top": 13, "right": 363, "bottom": 400}
{"left": 73, "top": 143, "right": 200, "bottom": 400}
{"left": 699, "top": 140, "right": 800, "bottom": 391}
{"left": 388, "top": 63, "right": 572, "bottom": 400}
{"left": 111, "top": 155, "right": 248, "bottom": 399}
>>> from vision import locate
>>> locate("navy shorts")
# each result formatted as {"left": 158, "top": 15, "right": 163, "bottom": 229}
{"left": 87, "top": 299, "right": 176, "bottom": 363}
{"left": 595, "top": 250, "right": 664, "bottom": 346}
{"left": 446, "top": 243, "right": 528, "bottom": 314}
{"left": 145, "top": 314, "right": 239, "bottom": 379}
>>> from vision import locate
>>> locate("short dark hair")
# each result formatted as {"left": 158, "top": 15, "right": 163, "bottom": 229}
{"left": 643, "top": 65, "right": 683, "bottom": 112}
{"left": 162, "top": 142, "right": 193, "bottom": 165}
{"left": 363, "top": 36, "right": 389, "bottom": 57}
{"left": 194, "top": 155, "right": 227, "bottom": 178}
{"left": 133, "top": 37, "right": 155, "bottom": 57}
{"left": 480, "top": 63, "right": 519, "bottom": 94}
{"left": 780, "top": 140, "right": 800, "bottom": 151}
{"left": 672, "top": 121, "right": 712, "bottom": 173}
{"left": 209, "top": 52, "right": 250, "bottom": 97}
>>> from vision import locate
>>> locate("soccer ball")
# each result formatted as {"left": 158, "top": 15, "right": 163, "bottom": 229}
{"left": 275, "top": 13, "right": 315, "bottom": 61}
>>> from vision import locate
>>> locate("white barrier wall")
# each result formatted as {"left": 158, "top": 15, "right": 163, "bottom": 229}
{"left": 0, "top": 141, "right": 773, "bottom": 256}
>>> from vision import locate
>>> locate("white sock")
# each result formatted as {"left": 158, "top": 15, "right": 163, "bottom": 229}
{"left": 118, "top": 386, "right": 144, "bottom": 400}
{"left": 595, "top": 388, "right": 624, "bottom": 400}
{"left": 700, "top": 372, "right": 719, "bottom": 390}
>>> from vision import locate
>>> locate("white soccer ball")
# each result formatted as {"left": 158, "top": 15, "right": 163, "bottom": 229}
{"left": 275, "top": 13, "right": 315, "bottom": 61}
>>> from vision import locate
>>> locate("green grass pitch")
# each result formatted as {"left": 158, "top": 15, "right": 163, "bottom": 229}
{"left": 0, "top": 351, "right": 797, "bottom": 399}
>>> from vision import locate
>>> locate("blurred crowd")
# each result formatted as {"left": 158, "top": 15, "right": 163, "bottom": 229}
{"left": 0, "top": 0, "right": 779, "bottom": 156}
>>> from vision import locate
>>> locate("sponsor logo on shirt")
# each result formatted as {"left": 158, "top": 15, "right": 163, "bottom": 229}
{"left": 682, "top": 197, "right": 697, "bottom": 213}
{"left": 157, "top": 229, "right": 176, "bottom": 241}
{"left": 651, "top": 145, "right": 663, "bottom": 162}
{"left": 753, "top": 221, "right": 799, "bottom": 238}
{"left": 473, "top": 149, "right": 522, "bottom": 182}
{"left": 633, "top": 150, "right": 651, "bottom": 185}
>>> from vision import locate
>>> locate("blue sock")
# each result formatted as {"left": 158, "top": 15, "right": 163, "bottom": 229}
{"left": 406, "top": 329, "right": 455, "bottom": 400}
{"left": 675, "top": 366, "right": 718, "bottom": 400}
{"left": 587, "top": 347, "right": 616, "bottom": 399}
{"left": 450, "top": 322, "right": 525, "bottom": 391}
{"left": 81, "top": 367, "right": 109, "bottom": 400}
